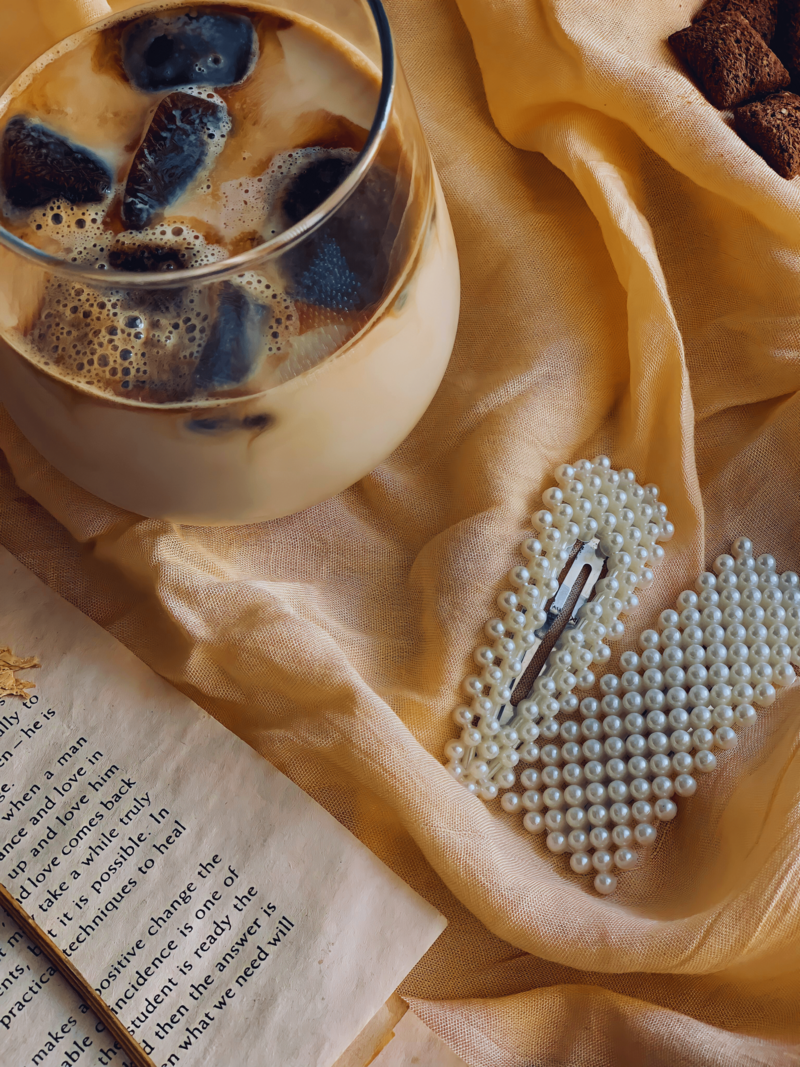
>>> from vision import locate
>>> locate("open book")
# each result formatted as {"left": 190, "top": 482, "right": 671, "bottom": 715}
{"left": 0, "top": 546, "right": 445, "bottom": 1067}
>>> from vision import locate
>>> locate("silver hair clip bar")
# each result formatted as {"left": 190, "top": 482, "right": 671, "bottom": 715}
{"left": 442, "top": 457, "right": 797, "bottom": 894}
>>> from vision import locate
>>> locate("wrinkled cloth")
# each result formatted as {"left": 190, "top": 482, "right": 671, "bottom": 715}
{"left": 2, "top": 0, "right": 800, "bottom": 1064}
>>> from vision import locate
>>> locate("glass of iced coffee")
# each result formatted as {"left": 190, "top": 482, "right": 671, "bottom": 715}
{"left": 0, "top": 0, "right": 460, "bottom": 523}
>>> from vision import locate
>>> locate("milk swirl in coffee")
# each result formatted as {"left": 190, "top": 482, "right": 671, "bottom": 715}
{"left": 0, "top": 2, "right": 460, "bottom": 522}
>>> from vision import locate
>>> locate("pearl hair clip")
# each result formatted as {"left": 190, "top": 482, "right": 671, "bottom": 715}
{"left": 443, "top": 457, "right": 798, "bottom": 894}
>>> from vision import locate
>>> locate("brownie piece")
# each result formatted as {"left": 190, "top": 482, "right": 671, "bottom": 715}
{"left": 772, "top": 0, "right": 800, "bottom": 73}
{"left": 692, "top": 0, "right": 779, "bottom": 43}
{"left": 670, "top": 12, "right": 790, "bottom": 107}
{"left": 734, "top": 90, "right": 800, "bottom": 175}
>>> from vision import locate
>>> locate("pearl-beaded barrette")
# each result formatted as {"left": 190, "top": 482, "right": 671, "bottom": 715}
{"left": 442, "top": 457, "right": 798, "bottom": 894}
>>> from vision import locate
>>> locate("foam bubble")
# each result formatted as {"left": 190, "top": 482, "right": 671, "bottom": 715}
{"left": 26, "top": 210, "right": 297, "bottom": 403}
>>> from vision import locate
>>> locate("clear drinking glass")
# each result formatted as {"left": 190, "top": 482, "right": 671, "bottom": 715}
{"left": 0, "top": 0, "right": 460, "bottom": 523}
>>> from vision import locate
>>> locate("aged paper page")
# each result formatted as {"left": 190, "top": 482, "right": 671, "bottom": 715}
{"left": 372, "top": 1010, "right": 469, "bottom": 1067}
{"left": 0, "top": 547, "right": 445, "bottom": 1067}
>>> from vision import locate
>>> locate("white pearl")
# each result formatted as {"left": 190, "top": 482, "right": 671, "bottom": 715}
{"left": 585, "top": 760, "right": 605, "bottom": 782}
{"left": 649, "top": 753, "right": 671, "bottom": 776}
{"left": 606, "top": 758, "right": 627, "bottom": 780}
{"left": 654, "top": 798, "right": 678, "bottom": 821}
{"left": 685, "top": 662, "right": 708, "bottom": 685}
{"left": 610, "top": 802, "right": 631, "bottom": 825}
{"left": 500, "top": 792, "right": 521, "bottom": 813}
{"left": 497, "top": 591, "right": 519, "bottom": 613}
{"left": 496, "top": 769, "right": 516, "bottom": 789}
{"left": 694, "top": 749, "right": 717, "bottom": 774}
{"left": 570, "top": 851, "right": 592, "bottom": 875}
{"left": 731, "top": 537, "right": 753, "bottom": 559}
{"left": 479, "top": 783, "right": 499, "bottom": 801}
{"left": 590, "top": 850, "right": 613, "bottom": 873}
{"left": 668, "top": 707, "right": 690, "bottom": 729}
{"left": 463, "top": 781, "right": 480, "bottom": 794}
{"left": 630, "top": 779, "right": 651, "bottom": 801}
{"left": 753, "top": 682, "right": 777, "bottom": 707}
{"left": 541, "top": 767, "right": 562, "bottom": 789}
{"left": 521, "top": 538, "right": 544, "bottom": 560}
{"left": 467, "top": 759, "right": 490, "bottom": 781}
{"left": 522, "top": 790, "right": 544, "bottom": 812}
{"left": 452, "top": 706, "right": 475, "bottom": 728}
{"left": 567, "top": 829, "right": 589, "bottom": 851}
{"left": 652, "top": 776, "right": 674, "bottom": 800}
{"left": 589, "top": 827, "right": 612, "bottom": 852}
{"left": 674, "top": 774, "right": 697, "bottom": 797}
{"left": 462, "top": 676, "right": 484, "bottom": 698}
{"left": 523, "top": 811, "right": 545, "bottom": 834}
{"left": 565, "top": 807, "right": 588, "bottom": 829}
{"left": 693, "top": 729, "right": 714, "bottom": 751}
{"left": 773, "top": 663, "right": 797, "bottom": 688}
{"left": 665, "top": 687, "right": 688, "bottom": 710}
{"left": 626, "top": 734, "right": 647, "bottom": 758}
{"left": 708, "top": 668, "right": 729, "bottom": 691}
{"left": 546, "top": 831, "right": 568, "bottom": 854}
{"left": 588, "top": 805, "right": 609, "bottom": 827}
{"left": 585, "top": 782, "right": 607, "bottom": 805}
{"left": 714, "top": 727, "right": 738, "bottom": 750}
{"left": 633, "top": 822, "right": 657, "bottom": 847}
{"left": 643, "top": 689, "right": 666, "bottom": 711}
{"left": 614, "top": 848, "right": 639, "bottom": 871}
{"left": 734, "top": 704, "right": 757, "bottom": 729}
{"left": 670, "top": 730, "right": 692, "bottom": 753}
{"left": 562, "top": 765, "right": 585, "bottom": 790}
{"left": 544, "top": 809, "right": 566, "bottom": 832}
{"left": 672, "top": 752, "right": 694, "bottom": 774}
{"left": 662, "top": 646, "right": 684, "bottom": 668}
{"left": 594, "top": 872, "right": 618, "bottom": 895}
{"left": 446, "top": 762, "right": 464, "bottom": 779}
{"left": 646, "top": 709, "right": 668, "bottom": 731}
{"left": 444, "top": 740, "right": 466, "bottom": 762}
{"left": 622, "top": 692, "right": 644, "bottom": 714}
{"left": 611, "top": 824, "right": 633, "bottom": 848}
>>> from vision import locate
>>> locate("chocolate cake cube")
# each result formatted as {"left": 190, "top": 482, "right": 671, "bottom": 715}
{"left": 734, "top": 90, "right": 800, "bottom": 176}
{"left": 669, "top": 12, "right": 790, "bottom": 108}
{"left": 692, "top": 0, "right": 779, "bottom": 43}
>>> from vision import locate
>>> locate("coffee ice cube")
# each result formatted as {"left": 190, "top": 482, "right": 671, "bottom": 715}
{"left": 122, "top": 92, "right": 229, "bottom": 230}
{"left": 279, "top": 154, "right": 399, "bottom": 312}
{"left": 121, "top": 12, "right": 257, "bottom": 93}
{"left": 109, "top": 241, "right": 188, "bottom": 272}
{"left": 0, "top": 116, "right": 112, "bottom": 210}
{"left": 194, "top": 282, "right": 268, "bottom": 391}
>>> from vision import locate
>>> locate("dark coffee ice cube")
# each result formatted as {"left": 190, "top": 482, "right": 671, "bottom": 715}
{"left": 109, "top": 241, "right": 188, "bottom": 272}
{"left": 279, "top": 155, "right": 399, "bottom": 313}
{"left": 121, "top": 12, "right": 257, "bottom": 93}
{"left": 122, "top": 92, "right": 228, "bottom": 230}
{"left": 0, "top": 116, "right": 112, "bottom": 210}
{"left": 194, "top": 282, "right": 268, "bottom": 391}
{"left": 281, "top": 157, "right": 353, "bottom": 227}
{"left": 295, "top": 235, "right": 360, "bottom": 311}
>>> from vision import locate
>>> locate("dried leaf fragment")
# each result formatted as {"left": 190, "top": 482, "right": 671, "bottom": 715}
{"left": 0, "top": 646, "right": 40, "bottom": 698}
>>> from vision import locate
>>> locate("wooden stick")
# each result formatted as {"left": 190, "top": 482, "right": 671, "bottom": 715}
{"left": 0, "top": 880, "right": 157, "bottom": 1067}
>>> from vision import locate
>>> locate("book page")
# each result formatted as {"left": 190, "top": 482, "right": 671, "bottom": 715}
{"left": 0, "top": 547, "right": 445, "bottom": 1067}
{"left": 372, "top": 1010, "right": 469, "bottom": 1067}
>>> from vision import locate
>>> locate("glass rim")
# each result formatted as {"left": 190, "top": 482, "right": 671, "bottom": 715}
{"left": 0, "top": 0, "right": 397, "bottom": 290}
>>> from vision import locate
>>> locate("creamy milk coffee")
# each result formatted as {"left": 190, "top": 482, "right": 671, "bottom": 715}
{"left": 0, "top": 1, "right": 459, "bottom": 522}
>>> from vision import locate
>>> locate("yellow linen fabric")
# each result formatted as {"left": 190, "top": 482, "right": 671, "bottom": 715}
{"left": 1, "top": 0, "right": 800, "bottom": 1063}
